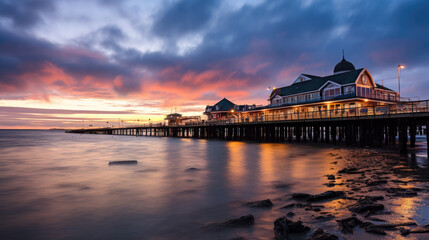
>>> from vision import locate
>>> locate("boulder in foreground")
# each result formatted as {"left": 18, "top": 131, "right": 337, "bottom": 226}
{"left": 308, "top": 228, "right": 339, "bottom": 240}
{"left": 108, "top": 160, "right": 138, "bottom": 165}
{"left": 307, "top": 191, "right": 345, "bottom": 202}
{"left": 246, "top": 199, "right": 273, "bottom": 208}
{"left": 292, "top": 191, "right": 344, "bottom": 202}
{"left": 274, "top": 217, "right": 310, "bottom": 240}
{"left": 203, "top": 215, "right": 254, "bottom": 230}
{"left": 337, "top": 217, "right": 363, "bottom": 234}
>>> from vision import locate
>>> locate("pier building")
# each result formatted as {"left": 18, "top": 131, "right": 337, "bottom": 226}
{"left": 204, "top": 98, "right": 257, "bottom": 120}
{"left": 237, "top": 55, "right": 399, "bottom": 121}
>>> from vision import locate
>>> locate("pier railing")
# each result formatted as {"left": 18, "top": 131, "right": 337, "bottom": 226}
{"left": 269, "top": 92, "right": 399, "bottom": 108}
{"left": 171, "top": 99, "right": 429, "bottom": 126}
{"left": 76, "top": 100, "right": 429, "bottom": 130}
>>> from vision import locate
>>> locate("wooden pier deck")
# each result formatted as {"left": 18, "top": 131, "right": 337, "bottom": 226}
{"left": 66, "top": 100, "right": 429, "bottom": 156}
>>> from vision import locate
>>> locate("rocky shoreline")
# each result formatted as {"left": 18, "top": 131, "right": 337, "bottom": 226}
{"left": 204, "top": 147, "right": 429, "bottom": 239}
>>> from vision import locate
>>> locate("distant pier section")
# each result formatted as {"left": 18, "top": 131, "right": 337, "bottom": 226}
{"left": 67, "top": 100, "right": 429, "bottom": 156}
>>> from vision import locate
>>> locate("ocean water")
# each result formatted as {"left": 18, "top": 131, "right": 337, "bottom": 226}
{"left": 0, "top": 130, "right": 428, "bottom": 240}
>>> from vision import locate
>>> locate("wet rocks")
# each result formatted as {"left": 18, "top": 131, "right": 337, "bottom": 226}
{"left": 315, "top": 215, "right": 335, "bottom": 222}
{"left": 362, "top": 222, "right": 417, "bottom": 235}
{"left": 273, "top": 182, "right": 292, "bottom": 189}
{"left": 386, "top": 187, "right": 418, "bottom": 197}
{"left": 365, "top": 216, "right": 386, "bottom": 222}
{"left": 366, "top": 222, "right": 416, "bottom": 229}
{"left": 349, "top": 203, "right": 384, "bottom": 214}
{"left": 273, "top": 219, "right": 290, "bottom": 240}
{"left": 409, "top": 224, "right": 429, "bottom": 233}
{"left": 304, "top": 204, "right": 324, "bottom": 212}
{"left": 245, "top": 199, "right": 273, "bottom": 208}
{"left": 285, "top": 219, "right": 310, "bottom": 233}
{"left": 365, "top": 179, "right": 388, "bottom": 186}
{"left": 280, "top": 203, "right": 295, "bottom": 209}
{"left": 292, "top": 193, "right": 311, "bottom": 200}
{"left": 185, "top": 167, "right": 201, "bottom": 172}
{"left": 296, "top": 203, "right": 307, "bottom": 208}
{"left": 204, "top": 215, "right": 255, "bottom": 230}
{"left": 349, "top": 196, "right": 385, "bottom": 214}
{"left": 338, "top": 167, "right": 363, "bottom": 174}
{"left": 108, "top": 160, "right": 138, "bottom": 165}
{"left": 400, "top": 227, "right": 411, "bottom": 236}
{"left": 361, "top": 196, "right": 384, "bottom": 202}
{"left": 274, "top": 217, "right": 310, "bottom": 240}
{"left": 337, "top": 217, "right": 363, "bottom": 234}
{"left": 327, "top": 175, "right": 335, "bottom": 180}
{"left": 364, "top": 225, "right": 386, "bottom": 235}
{"left": 391, "top": 179, "right": 409, "bottom": 184}
{"left": 308, "top": 228, "right": 339, "bottom": 240}
{"left": 220, "top": 215, "right": 255, "bottom": 228}
{"left": 307, "top": 191, "right": 345, "bottom": 202}
{"left": 292, "top": 191, "right": 344, "bottom": 202}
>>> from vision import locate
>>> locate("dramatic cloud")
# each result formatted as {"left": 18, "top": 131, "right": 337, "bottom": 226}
{"left": 152, "top": 0, "right": 218, "bottom": 38}
{"left": 0, "top": 0, "right": 428, "bottom": 128}
{"left": 0, "top": 0, "right": 54, "bottom": 29}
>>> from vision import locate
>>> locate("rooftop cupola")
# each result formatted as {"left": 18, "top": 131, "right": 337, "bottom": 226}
{"left": 333, "top": 51, "right": 355, "bottom": 74}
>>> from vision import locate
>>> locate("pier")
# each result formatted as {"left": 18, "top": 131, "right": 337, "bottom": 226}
{"left": 66, "top": 100, "right": 429, "bottom": 156}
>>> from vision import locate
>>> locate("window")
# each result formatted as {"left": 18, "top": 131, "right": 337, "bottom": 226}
{"left": 312, "top": 93, "right": 319, "bottom": 100}
{"left": 344, "top": 86, "right": 354, "bottom": 94}
{"left": 324, "top": 87, "right": 340, "bottom": 99}
{"left": 335, "top": 88, "right": 340, "bottom": 95}
{"left": 357, "top": 87, "right": 371, "bottom": 97}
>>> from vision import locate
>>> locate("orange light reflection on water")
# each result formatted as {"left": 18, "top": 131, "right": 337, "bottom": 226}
{"left": 390, "top": 191, "right": 419, "bottom": 220}
{"left": 226, "top": 141, "right": 247, "bottom": 189}
{"left": 258, "top": 143, "right": 278, "bottom": 183}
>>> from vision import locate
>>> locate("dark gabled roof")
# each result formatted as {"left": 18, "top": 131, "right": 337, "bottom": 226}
{"left": 272, "top": 68, "right": 364, "bottom": 98}
{"left": 211, "top": 98, "right": 235, "bottom": 112}
{"left": 324, "top": 68, "right": 363, "bottom": 85}
{"left": 302, "top": 74, "right": 320, "bottom": 78}
{"left": 375, "top": 84, "right": 394, "bottom": 91}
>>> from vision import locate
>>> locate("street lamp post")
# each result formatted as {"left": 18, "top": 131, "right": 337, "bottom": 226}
{"left": 398, "top": 64, "right": 405, "bottom": 100}
{"left": 267, "top": 86, "right": 276, "bottom": 103}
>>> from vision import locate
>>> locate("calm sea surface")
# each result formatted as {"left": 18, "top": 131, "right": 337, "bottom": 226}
{"left": 0, "top": 130, "right": 428, "bottom": 240}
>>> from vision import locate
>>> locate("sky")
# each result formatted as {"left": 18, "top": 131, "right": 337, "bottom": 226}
{"left": 0, "top": 0, "right": 428, "bottom": 129}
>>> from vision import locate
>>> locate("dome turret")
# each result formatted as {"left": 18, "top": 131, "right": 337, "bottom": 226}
{"left": 333, "top": 52, "right": 355, "bottom": 74}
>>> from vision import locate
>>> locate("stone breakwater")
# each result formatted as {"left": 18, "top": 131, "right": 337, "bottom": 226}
{"left": 203, "top": 147, "right": 429, "bottom": 239}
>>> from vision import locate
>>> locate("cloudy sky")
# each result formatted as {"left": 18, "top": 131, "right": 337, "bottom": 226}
{"left": 0, "top": 0, "right": 428, "bottom": 128}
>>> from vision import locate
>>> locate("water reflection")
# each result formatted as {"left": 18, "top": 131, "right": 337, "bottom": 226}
{"left": 226, "top": 141, "right": 246, "bottom": 190}
{"left": 0, "top": 130, "right": 428, "bottom": 240}
{"left": 258, "top": 144, "right": 278, "bottom": 183}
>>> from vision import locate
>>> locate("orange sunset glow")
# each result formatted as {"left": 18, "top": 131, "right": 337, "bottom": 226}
{"left": 1, "top": 0, "right": 428, "bottom": 130}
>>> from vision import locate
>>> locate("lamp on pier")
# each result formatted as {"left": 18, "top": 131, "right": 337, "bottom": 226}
{"left": 398, "top": 64, "right": 405, "bottom": 100}
{"left": 267, "top": 86, "right": 276, "bottom": 102}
